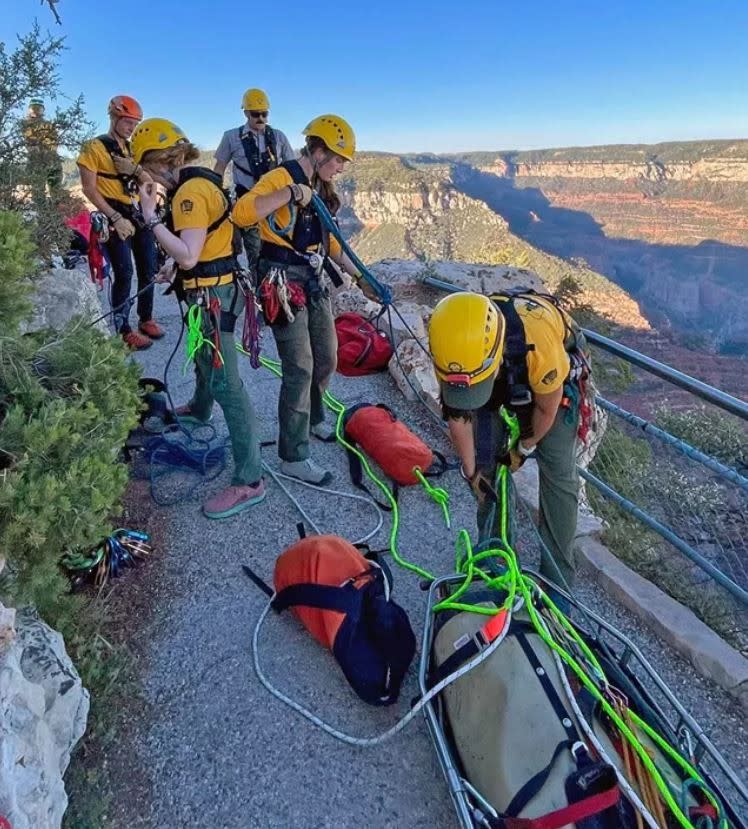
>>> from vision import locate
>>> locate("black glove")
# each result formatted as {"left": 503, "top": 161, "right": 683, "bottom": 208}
{"left": 498, "top": 448, "right": 526, "bottom": 473}
{"left": 461, "top": 466, "right": 496, "bottom": 505}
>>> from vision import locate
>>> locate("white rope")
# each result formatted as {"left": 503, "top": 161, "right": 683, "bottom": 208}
{"left": 261, "top": 461, "right": 384, "bottom": 545}
{"left": 251, "top": 598, "right": 516, "bottom": 747}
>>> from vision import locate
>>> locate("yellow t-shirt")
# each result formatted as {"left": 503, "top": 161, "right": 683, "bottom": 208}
{"left": 22, "top": 117, "right": 58, "bottom": 151}
{"left": 492, "top": 295, "right": 572, "bottom": 394}
{"left": 172, "top": 174, "right": 234, "bottom": 280}
{"left": 232, "top": 166, "right": 341, "bottom": 257}
{"left": 76, "top": 137, "right": 133, "bottom": 205}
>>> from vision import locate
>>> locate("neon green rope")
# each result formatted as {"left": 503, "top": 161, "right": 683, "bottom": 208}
{"left": 248, "top": 351, "right": 435, "bottom": 581}
{"left": 242, "top": 347, "right": 719, "bottom": 828}
{"left": 184, "top": 304, "right": 218, "bottom": 373}
{"left": 413, "top": 468, "right": 451, "bottom": 529}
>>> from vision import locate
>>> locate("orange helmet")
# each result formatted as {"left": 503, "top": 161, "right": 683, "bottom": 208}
{"left": 108, "top": 95, "right": 143, "bottom": 121}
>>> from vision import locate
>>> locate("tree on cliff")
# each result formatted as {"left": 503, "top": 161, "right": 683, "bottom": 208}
{"left": 0, "top": 22, "right": 91, "bottom": 258}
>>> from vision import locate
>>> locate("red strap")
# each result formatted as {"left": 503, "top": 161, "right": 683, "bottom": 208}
{"left": 503, "top": 784, "right": 619, "bottom": 829}
{"left": 690, "top": 804, "right": 718, "bottom": 820}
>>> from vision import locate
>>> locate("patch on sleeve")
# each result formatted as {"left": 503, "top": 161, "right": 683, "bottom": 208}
{"left": 180, "top": 198, "right": 193, "bottom": 214}
{"left": 541, "top": 368, "right": 558, "bottom": 386}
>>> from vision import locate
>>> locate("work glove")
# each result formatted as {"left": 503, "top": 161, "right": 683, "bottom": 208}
{"left": 355, "top": 274, "right": 381, "bottom": 303}
{"left": 499, "top": 447, "right": 528, "bottom": 474}
{"left": 460, "top": 466, "right": 496, "bottom": 506}
{"left": 111, "top": 214, "right": 135, "bottom": 240}
{"left": 289, "top": 183, "right": 313, "bottom": 207}
{"left": 155, "top": 258, "right": 177, "bottom": 284}
{"left": 113, "top": 156, "right": 138, "bottom": 176}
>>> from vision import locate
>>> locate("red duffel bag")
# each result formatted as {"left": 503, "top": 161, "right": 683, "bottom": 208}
{"left": 335, "top": 313, "right": 393, "bottom": 376}
{"left": 343, "top": 403, "right": 445, "bottom": 487}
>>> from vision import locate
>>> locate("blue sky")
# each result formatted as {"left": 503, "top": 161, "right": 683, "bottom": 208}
{"left": 3, "top": 0, "right": 748, "bottom": 154}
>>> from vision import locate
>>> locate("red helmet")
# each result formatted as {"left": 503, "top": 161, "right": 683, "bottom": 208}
{"left": 108, "top": 95, "right": 143, "bottom": 121}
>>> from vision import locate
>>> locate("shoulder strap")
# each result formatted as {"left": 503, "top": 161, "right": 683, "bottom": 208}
{"left": 265, "top": 125, "right": 278, "bottom": 164}
{"left": 281, "top": 158, "right": 309, "bottom": 185}
{"left": 94, "top": 134, "right": 135, "bottom": 193}
{"left": 491, "top": 296, "right": 534, "bottom": 439}
{"left": 272, "top": 582, "right": 361, "bottom": 614}
{"left": 175, "top": 167, "right": 233, "bottom": 234}
{"left": 96, "top": 133, "right": 128, "bottom": 159}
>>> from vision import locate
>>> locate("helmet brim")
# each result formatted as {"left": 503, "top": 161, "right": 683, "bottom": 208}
{"left": 439, "top": 374, "right": 495, "bottom": 411}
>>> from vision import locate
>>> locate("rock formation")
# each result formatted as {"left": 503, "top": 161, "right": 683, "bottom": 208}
{"left": 0, "top": 603, "right": 89, "bottom": 829}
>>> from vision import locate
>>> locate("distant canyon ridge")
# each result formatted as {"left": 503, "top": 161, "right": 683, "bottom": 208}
{"left": 68, "top": 138, "right": 748, "bottom": 352}
{"left": 336, "top": 139, "right": 748, "bottom": 353}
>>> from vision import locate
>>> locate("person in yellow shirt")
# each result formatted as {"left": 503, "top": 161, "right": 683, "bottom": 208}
{"left": 232, "top": 114, "right": 363, "bottom": 485}
{"left": 77, "top": 95, "right": 162, "bottom": 349}
{"left": 428, "top": 291, "right": 591, "bottom": 594}
{"left": 21, "top": 98, "right": 62, "bottom": 195}
{"left": 132, "top": 117, "right": 264, "bottom": 519}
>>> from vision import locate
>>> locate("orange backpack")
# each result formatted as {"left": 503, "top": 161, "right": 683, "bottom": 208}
{"left": 272, "top": 535, "right": 416, "bottom": 706}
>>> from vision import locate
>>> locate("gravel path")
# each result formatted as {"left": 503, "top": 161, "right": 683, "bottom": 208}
{"left": 106, "top": 289, "right": 747, "bottom": 828}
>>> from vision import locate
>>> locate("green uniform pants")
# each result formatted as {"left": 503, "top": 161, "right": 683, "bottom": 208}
{"left": 263, "top": 264, "right": 338, "bottom": 463}
{"left": 475, "top": 402, "right": 580, "bottom": 588}
{"left": 184, "top": 282, "right": 263, "bottom": 486}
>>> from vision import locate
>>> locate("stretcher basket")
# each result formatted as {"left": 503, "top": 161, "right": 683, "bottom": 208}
{"left": 418, "top": 569, "right": 748, "bottom": 829}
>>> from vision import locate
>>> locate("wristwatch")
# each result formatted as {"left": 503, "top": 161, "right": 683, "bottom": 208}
{"left": 144, "top": 215, "right": 163, "bottom": 231}
{"left": 518, "top": 442, "right": 535, "bottom": 458}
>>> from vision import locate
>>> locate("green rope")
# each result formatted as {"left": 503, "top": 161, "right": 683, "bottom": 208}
{"left": 184, "top": 304, "right": 218, "bottom": 373}
{"left": 243, "top": 347, "right": 720, "bottom": 828}
{"left": 248, "top": 351, "right": 436, "bottom": 582}
{"left": 413, "top": 468, "right": 451, "bottom": 529}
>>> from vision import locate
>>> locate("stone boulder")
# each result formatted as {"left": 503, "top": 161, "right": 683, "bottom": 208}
{"left": 370, "top": 258, "right": 544, "bottom": 296}
{"left": 388, "top": 338, "right": 441, "bottom": 418}
{"left": 331, "top": 286, "right": 382, "bottom": 320}
{"left": 20, "top": 263, "right": 107, "bottom": 335}
{"left": 377, "top": 301, "right": 431, "bottom": 348}
{"left": 0, "top": 603, "right": 89, "bottom": 829}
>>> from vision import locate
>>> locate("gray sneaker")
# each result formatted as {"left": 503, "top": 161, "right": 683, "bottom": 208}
{"left": 311, "top": 421, "right": 336, "bottom": 441}
{"left": 280, "top": 458, "right": 333, "bottom": 486}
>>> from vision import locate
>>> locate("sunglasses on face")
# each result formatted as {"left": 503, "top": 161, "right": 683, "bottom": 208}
{"left": 249, "top": 111, "right": 268, "bottom": 119}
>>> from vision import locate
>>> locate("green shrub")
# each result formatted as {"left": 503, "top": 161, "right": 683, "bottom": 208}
{"left": 0, "top": 322, "right": 140, "bottom": 620}
{"left": 0, "top": 210, "right": 36, "bottom": 331}
{"left": 654, "top": 403, "right": 747, "bottom": 469}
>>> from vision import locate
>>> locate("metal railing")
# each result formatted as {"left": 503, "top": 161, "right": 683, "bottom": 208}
{"left": 582, "top": 333, "right": 748, "bottom": 650}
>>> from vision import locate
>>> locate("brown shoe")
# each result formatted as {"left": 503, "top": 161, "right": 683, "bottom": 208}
{"left": 123, "top": 331, "right": 152, "bottom": 350}
{"left": 139, "top": 320, "right": 165, "bottom": 339}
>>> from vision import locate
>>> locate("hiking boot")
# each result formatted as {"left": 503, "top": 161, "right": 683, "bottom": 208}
{"left": 311, "top": 421, "right": 336, "bottom": 441}
{"left": 175, "top": 404, "right": 213, "bottom": 427}
{"left": 139, "top": 319, "right": 165, "bottom": 339}
{"left": 203, "top": 480, "right": 266, "bottom": 519}
{"left": 280, "top": 458, "right": 333, "bottom": 486}
{"left": 123, "top": 330, "right": 152, "bottom": 350}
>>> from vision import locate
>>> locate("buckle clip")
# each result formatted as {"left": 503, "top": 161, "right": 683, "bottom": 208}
{"left": 510, "top": 389, "right": 532, "bottom": 406}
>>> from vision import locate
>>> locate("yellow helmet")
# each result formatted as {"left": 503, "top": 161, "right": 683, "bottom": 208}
{"left": 131, "top": 118, "right": 188, "bottom": 164}
{"left": 241, "top": 88, "right": 270, "bottom": 111}
{"left": 302, "top": 114, "right": 356, "bottom": 161}
{"left": 428, "top": 293, "right": 505, "bottom": 410}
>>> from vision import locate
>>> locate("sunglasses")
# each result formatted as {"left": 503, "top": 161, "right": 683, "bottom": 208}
{"left": 249, "top": 111, "right": 268, "bottom": 119}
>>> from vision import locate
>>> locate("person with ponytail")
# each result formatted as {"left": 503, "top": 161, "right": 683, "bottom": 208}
{"left": 233, "top": 114, "right": 364, "bottom": 485}
{"left": 132, "top": 118, "right": 265, "bottom": 520}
